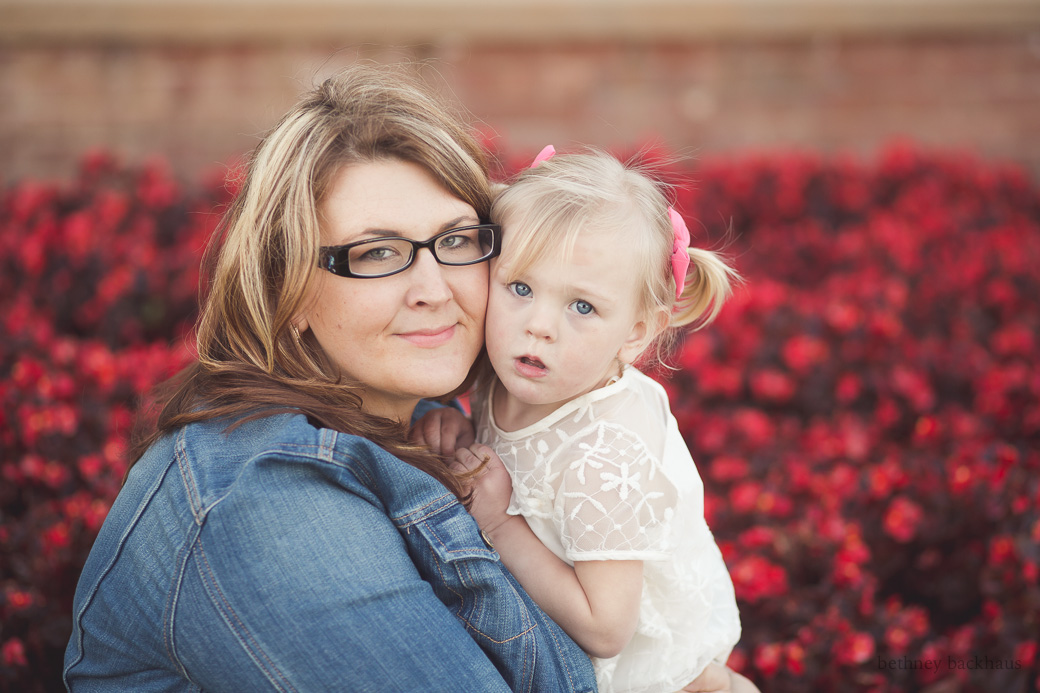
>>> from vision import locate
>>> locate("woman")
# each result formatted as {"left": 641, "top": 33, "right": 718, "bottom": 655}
{"left": 63, "top": 64, "right": 740, "bottom": 692}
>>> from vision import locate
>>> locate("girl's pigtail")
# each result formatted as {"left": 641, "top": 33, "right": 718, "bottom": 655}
{"left": 670, "top": 247, "right": 741, "bottom": 331}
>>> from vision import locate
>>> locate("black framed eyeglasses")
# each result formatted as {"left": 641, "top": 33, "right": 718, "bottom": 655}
{"left": 318, "top": 223, "right": 502, "bottom": 278}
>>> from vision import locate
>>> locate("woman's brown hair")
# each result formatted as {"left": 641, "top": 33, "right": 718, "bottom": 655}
{"left": 128, "top": 63, "right": 493, "bottom": 501}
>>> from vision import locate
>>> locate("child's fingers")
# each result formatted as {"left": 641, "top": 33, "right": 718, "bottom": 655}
{"left": 410, "top": 408, "right": 477, "bottom": 456}
{"left": 408, "top": 410, "right": 442, "bottom": 449}
{"left": 452, "top": 445, "right": 506, "bottom": 483}
{"left": 466, "top": 443, "right": 497, "bottom": 462}
{"left": 463, "top": 445, "right": 515, "bottom": 496}
{"left": 445, "top": 412, "right": 476, "bottom": 451}
{"left": 421, "top": 417, "right": 443, "bottom": 452}
{"left": 453, "top": 423, "right": 476, "bottom": 450}
{"left": 451, "top": 446, "right": 486, "bottom": 474}
{"left": 432, "top": 408, "right": 475, "bottom": 456}
{"left": 436, "top": 414, "right": 466, "bottom": 455}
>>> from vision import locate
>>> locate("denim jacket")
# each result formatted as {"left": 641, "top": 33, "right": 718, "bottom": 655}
{"left": 64, "top": 408, "right": 596, "bottom": 692}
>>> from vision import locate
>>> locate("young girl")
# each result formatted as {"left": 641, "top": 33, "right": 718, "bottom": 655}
{"left": 419, "top": 147, "right": 756, "bottom": 693}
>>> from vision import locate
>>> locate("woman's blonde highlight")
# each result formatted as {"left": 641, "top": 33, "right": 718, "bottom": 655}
{"left": 129, "top": 63, "right": 492, "bottom": 504}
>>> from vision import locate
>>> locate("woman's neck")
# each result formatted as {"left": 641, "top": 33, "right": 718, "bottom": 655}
{"left": 359, "top": 395, "right": 418, "bottom": 426}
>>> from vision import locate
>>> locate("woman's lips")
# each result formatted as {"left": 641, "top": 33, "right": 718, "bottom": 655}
{"left": 514, "top": 355, "right": 548, "bottom": 378}
{"left": 398, "top": 325, "right": 456, "bottom": 347}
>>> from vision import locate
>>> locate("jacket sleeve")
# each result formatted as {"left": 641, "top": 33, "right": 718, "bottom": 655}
{"left": 410, "top": 397, "right": 465, "bottom": 425}
{"left": 169, "top": 452, "right": 512, "bottom": 692}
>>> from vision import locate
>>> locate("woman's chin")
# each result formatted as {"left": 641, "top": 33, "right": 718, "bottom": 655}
{"left": 421, "top": 371, "right": 471, "bottom": 400}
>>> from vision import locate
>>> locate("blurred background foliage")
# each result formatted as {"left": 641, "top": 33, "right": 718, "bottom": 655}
{"left": 2, "top": 1, "right": 1039, "bottom": 691}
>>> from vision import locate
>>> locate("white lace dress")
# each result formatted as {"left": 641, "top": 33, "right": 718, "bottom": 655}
{"left": 473, "top": 367, "right": 741, "bottom": 693}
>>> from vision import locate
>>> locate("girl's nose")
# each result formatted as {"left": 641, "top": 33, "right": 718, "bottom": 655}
{"left": 525, "top": 304, "right": 556, "bottom": 342}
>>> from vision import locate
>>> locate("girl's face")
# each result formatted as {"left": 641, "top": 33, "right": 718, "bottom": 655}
{"left": 485, "top": 223, "right": 657, "bottom": 425}
{"left": 300, "top": 159, "right": 489, "bottom": 422}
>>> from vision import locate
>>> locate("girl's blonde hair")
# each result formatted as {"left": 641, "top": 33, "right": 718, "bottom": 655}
{"left": 491, "top": 149, "right": 739, "bottom": 365}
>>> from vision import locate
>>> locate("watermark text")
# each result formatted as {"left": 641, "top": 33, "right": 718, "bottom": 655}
{"left": 876, "top": 655, "right": 1022, "bottom": 671}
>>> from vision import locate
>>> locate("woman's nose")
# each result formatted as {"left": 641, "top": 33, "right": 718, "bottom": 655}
{"left": 405, "top": 248, "right": 453, "bottom": 307}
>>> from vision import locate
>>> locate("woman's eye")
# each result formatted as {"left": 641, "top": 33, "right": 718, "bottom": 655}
{"left": 571, "top": 300, "right": 595, "bottom": 315}
{"left": 509, "top": 282, "right": 532, "bottom": 298}
{"left": 438, "top": 234, "right": 470, "bottom": 250}
{"left": 357, "top": 246, "right": 400, "bottom": 263}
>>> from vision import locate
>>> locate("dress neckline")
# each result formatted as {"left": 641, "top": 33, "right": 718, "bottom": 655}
{"left": 486, "top": 365, "right": 633, "bottom": 440}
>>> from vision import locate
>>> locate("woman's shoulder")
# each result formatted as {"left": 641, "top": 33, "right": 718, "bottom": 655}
{"left": 152, "top": 411, "right": 444, "bottom": 516}
{"left": 175, "top": 410, "right": 407, "bottom": 461}
{"left": 175, "top": 411, "right": 364, "bottom": 469}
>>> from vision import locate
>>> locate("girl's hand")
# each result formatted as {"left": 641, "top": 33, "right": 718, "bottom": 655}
{"left": 678, "top": 663, "right": 761, "bottom": 693}
{"left": 677, "top": 663, "right": 730, "bottom": 692}
{"left": 409, "top": 407, "right": 475, "bottom": 456}
{"left": 452, "top": 444, "right": 513, "bottom": 534}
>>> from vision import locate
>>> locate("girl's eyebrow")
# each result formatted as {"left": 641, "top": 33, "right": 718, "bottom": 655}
{"left": 564, "top": 281, "right": 615, "bottom": 306}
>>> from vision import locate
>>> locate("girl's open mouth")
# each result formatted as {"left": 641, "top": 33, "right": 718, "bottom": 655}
{"left": 515, "top": 356, "right": 548, "bottom": 377}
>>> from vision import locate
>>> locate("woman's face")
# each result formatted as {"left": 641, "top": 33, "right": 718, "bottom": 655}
{"left": 300, "top": 159, "right": 488, "bottom": 422}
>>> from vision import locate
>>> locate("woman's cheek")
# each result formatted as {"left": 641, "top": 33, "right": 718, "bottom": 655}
{"left": 468, "top": 266, "right": 491, "bottom": 322}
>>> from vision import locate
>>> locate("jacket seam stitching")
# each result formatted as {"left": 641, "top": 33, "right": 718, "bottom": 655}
{"left": 393, "top": 493, "right": 463, "bottom": 526}
{"left": 416, "top": 516, "right": 497, "bottom": 558}
{"left": 175, "top": 432, "right": 204, "bottom": 524}
{"left": 194, "top": 538, "right": 299, "bottom": 693}
{"left": 542, "top": 612, "right": 579, "bottom": 691}
{"left": 62, "top": 454, "right": 176, "bottom": 687}
{"left": 163, "top": 521, "right": 201, "bottom": 682}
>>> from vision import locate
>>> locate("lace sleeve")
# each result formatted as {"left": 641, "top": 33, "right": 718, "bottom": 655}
{"left": 556, "top": 422, "right": 679, "bottom": 562}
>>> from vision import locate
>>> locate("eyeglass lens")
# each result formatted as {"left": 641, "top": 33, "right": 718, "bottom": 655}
{"left": 346, "top": 226, "right": 495, "bottom": 277}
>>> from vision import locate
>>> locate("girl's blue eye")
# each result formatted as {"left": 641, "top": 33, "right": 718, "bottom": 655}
{"left": 510, "top": 282, "right": 532, "bottom": 297}
{"left": 572, "top": 300, "right": 594, "bottom": 315}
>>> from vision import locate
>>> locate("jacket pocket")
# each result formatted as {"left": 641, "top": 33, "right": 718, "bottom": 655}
{"left": 402, "top": 504, "right": 597, "bottom": 693}
{"left": 409, "top": 507, "right": 535, "bottom": 644}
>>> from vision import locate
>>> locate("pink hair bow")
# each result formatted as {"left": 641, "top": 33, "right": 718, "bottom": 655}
{"left": 530, "top": 144, "right": 556, "bottom": 168}
{"left": 668, "top": 207, "right": 691, "bottom": 300}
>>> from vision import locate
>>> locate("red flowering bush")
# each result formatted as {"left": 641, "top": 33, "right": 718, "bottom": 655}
{"left": 2, "top": 143, "right": 1038, "bottom": 692}
{"left": 659, "top": 142, "right": 1040, "bottom": 691}
{"left": 1, "top": 153, "right": 231, "bottom": 691}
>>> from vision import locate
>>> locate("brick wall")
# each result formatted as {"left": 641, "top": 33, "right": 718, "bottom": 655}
{"left": 2, "top": 29, "right": 1039, "bottom": 183}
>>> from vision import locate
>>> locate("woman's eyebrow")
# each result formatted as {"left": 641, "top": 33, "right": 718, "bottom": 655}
{"left": 439, "top": 214, "right": 481, "bottom": 231}
{"left": 350, "top": 215, "right": 480, "bottom": 242}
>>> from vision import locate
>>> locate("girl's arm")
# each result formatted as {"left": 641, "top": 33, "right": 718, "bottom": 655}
{"left": 455, "top": 444, "right": 643, "bottom": 659}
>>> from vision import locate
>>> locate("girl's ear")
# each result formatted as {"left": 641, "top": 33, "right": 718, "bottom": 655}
{"left": 617, "top": 306, "right": 670, "bottom": 365}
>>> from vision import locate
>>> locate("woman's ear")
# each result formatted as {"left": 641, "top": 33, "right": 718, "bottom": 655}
{"left": 293, "top": 291, "right": 313, "bottom": 335}
{"left": 617, "top": 307, "right": 670, "bottom": 365}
